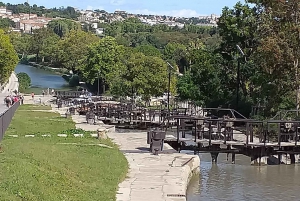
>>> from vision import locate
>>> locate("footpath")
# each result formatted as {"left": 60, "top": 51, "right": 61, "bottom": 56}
{"left": 50, "top": 105, "right": 200, "bottom": 201}
{"left": 108, "top": 132, "right": 200, "bottom": 201}
{"left": 0, "top": 72, "right": 19, "bottom": 114}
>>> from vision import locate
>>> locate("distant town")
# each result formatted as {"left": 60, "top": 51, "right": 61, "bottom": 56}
{"left": 0, "top": 5, "right": 219, "bottom": 34}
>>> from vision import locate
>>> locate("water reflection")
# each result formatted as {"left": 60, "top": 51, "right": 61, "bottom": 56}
{"left": 15, "top": 64, "right": 69, "bottom": 89}
{"left": 187, "top": 153, "right": 300, "bottom": 201}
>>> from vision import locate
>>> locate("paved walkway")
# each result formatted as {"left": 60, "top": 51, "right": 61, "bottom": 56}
{"left": 22, "top": 94, "right": 55, "bottom": 105}
{"left": 52, "top": 106, "right": 201, "bottom": 201}
{"left": 0, "top": 72, "right": 19, "bottom": 114}
{"left": 107, "top": 132, "right": 200, "bottom": 201}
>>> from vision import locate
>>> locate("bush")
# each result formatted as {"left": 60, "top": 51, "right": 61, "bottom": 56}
{"left": 17, "top": 72, "right": 31, "bottom": 92}
{"left": 69, "top": 75, "right": 80, "bottom": 87}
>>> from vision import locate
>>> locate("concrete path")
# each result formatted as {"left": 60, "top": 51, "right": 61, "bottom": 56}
{"left": 107, "top": 132, "right": 200, "bottom": 201}
{"left": 0, "top": 72, "right": 19, "bottom": 114}
{"left": 22, "top": 94, "right": 55, "bottom": 105}
{"left": 53, "top": 106, "right": 201, "bottom": 201}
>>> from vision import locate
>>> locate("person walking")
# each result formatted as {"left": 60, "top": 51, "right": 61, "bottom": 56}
{"left": 31, "top": 92, "right": 35, "bottom": 100}
{"left": 42, "top": 90, "right": 45, "bottom": 97}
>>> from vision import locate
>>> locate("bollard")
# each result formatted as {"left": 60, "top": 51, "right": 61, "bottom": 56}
{"left": 65, "top": 110, "right": 71, "bottom": 118}
{"left": 148, "top": 129, "right": 166, "bottom": 154}
{"left": 97, "top": 128, "right": 107, "bottom": 139}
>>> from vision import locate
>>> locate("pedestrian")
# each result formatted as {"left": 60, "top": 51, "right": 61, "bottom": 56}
{"left": 5, "top": 96, "right": 11, "bottom": 107}
{"left": 42, "top": 90, "right": 45, "bottom": 97}
{"left": 31, "top": 92, "right": 35, "bottom": 100}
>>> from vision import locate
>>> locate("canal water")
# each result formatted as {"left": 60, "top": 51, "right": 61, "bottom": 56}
{"left": 15, "top": 64, "right": 71, "bottom": 92}
{"left": 187, "top": 153, "right": 300, "bottom": 201}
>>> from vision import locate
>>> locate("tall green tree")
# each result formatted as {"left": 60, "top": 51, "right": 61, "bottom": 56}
{"left": 48, "top": 19, "right": 81, "bottom": 38}
{"left": 177, "top": 48, "right": 222, "bottom": 106}
{"left": 0, "top": 29, "right": 18, "bottom": 83}
{"left": 110, "top": 52, "right": 170, "bottom": 100}
{"left": 58, "top": 30, "right": 99, "bottom": 73}
{"left": 30, "top": 28, "right": 55, "bottom": 62}
{"left": 81, "top": 36, "right": 125, "bottom": 86}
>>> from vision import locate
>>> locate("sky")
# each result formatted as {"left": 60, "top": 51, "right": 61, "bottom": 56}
{"left": 3, "top": 0, "right": 245, "bottom": 17}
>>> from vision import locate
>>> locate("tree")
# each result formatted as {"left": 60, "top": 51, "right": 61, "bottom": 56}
{"left": 247, "top": 0, "right": 300, "bottom": 114}
{"left": 30, "top": 28, "right": 55, "bottom": 62}
{"left": 133, "top": 45, "right": 162, "bottom": 57}
{"left": 0, "top": 29, "right": 18, "bottom": 83}
{"left": 177, "top": 48, "right": 222, "bottom": 106}
{"left": 48, "top": 19, "right": 81, "bottom": 38}
{"left": 0, "top": 18, "right": 15, "bottom": 29}
{"left": 213, "top": 2, "right": 262, "bottom": 115}
{"left": 40, "top": 34, "right": 60, "bottom": 63}
{"left": 9, "top": 32, "right": 31, "bottom": 58}
{"left": 110, "top": 52, "right": 170, "bottom": 100}
{"left": 163, "top": 42, "right": 188, "bottom": 72}
{"left": 17, "top": 72, "right": 31, "bottom": 92}
{"left": 58, "top": 30, "right": 99, "bottom": 73}
{"left": 81, "top": 36, "right": 125, "bottom": 88}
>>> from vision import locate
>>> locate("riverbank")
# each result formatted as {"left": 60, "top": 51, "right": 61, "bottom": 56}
{"left": 0, "top": 72, "right": 19, "bottom": 114}
{"left": 0, "top": 104, "right": 128, "bottom": 201}
{"left": 26, "top": 61, "right": 68, "bottom": 75}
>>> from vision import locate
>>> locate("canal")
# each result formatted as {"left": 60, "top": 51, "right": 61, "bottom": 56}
{"left": 187, "top": 153, "right": 300, "bottom": 201}
{"left": 15, "top": 64, "right": 72, "bottom": 93}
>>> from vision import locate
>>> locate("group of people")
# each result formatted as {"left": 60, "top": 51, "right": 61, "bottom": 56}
{"left": 4, "top": 94, "right": 24, "bottom": 107}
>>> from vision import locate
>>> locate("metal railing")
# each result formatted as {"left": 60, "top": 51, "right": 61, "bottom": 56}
{"left": 0, "top": 101, "right": 20, "bottom": 141}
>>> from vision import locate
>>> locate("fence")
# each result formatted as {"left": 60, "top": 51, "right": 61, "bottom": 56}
{"left": 0, "top": 101, "right": 20, "bottom": 141}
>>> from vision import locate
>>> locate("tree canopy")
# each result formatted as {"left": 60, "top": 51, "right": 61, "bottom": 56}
{"left": 0, "top": 29, "right": 18, "bottom": 83}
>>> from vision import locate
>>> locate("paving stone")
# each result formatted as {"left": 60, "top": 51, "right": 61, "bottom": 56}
{"left": 73, "top": 134, "right": 84, "bottom": 137}
{"left": 25, "top": 135, "right": 35, "bottom": 137}
{"left": 57, "top": 134, "right": 68, "bottom": 137}
{"left": 42, "top": 134, "right": 51, "bottom": 137}
{"left": 90, "top": 133, "right": 98, "bottom": 138}
{"left": 8, "top": 135, "right": 18, "bottom": 137}
{"left": 107, "top": 132, "right": 200, "bottom": 201}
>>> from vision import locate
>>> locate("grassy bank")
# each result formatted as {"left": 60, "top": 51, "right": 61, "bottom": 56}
{"left": 0, "top": 105, "right": 128, "bottom": 201}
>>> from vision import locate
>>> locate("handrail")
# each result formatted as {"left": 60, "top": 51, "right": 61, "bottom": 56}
{"left": 0, "top": 101, "right": 20, "bottom": 141}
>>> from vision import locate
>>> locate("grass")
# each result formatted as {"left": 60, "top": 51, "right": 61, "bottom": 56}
{"left": 23, "top": 86, "right": 74, "bottom": 95}
{"left": 0, "top": 105, "right": 128, "bottom": 201}
{"left": 17, "top": 104, "right": 52, "bottom": 111}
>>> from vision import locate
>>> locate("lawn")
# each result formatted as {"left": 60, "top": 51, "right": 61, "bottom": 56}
{"left": 17, "top": 104, "right": 52, "bottom": 111}
{"left": 0, "top": 105, "right": 128, "bottom": 201}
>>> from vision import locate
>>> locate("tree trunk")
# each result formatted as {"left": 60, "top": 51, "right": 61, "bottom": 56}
{"left": 296, "top": 59, "right": 300, "bottom": 115}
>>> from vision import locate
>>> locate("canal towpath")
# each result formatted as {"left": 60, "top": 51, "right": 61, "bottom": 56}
{"left": 0, "top": 72, "right": 19, "bottom": 114}
{"left": 108, "top": 131, "right": 200, "bottom": 201}
{"left": 51, "top": 105, "right": 200, "bottom": 201}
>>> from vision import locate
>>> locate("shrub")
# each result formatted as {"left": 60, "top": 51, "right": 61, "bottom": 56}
{"left": 17, "top": 72, "right": 31, "bottom": 92}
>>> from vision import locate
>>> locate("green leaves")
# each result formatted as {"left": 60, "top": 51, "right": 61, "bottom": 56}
{"left": 58, "top": 30, "right": 100, "bottom": 72}
{"left": 82, "top": 36, "right": 124, "bottom": 84}
{"left": 17, "top": 72, "right": 31, "bottom": 92}
{"left": 0, "top": 29, "right": 18, "bottom": 83}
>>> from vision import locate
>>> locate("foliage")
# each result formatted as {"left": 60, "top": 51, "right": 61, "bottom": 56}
{"left": 110, "top": 52, "right": 170, "bottom": 99}
{"left": 3, "top": 2, "right": 79, "bottom": 19}
{"left": 48, "top": 19, "right": 81, "bottom": 38}
{"left": 81, "top": 36, "right": 124, "bottom": 84}
{"left": 11, "top": 1, "right": 300, "bottom": 117}
{"left": 17, "top": 72, "right": 31, "bottom": 92}
{"left": 57, "top": 30, "right": 99, "bottom": 72}
{"left": 0, "top": 17, "right": 15, "bottom": 29}
{"left": 133, "top": 45, "right": 162, "bottom": 57}
{"left": 177, "top": 48, "right": 222, "bottom": 106}
{"left": 0, "top": 29, "right": 18, "bottom": 83}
